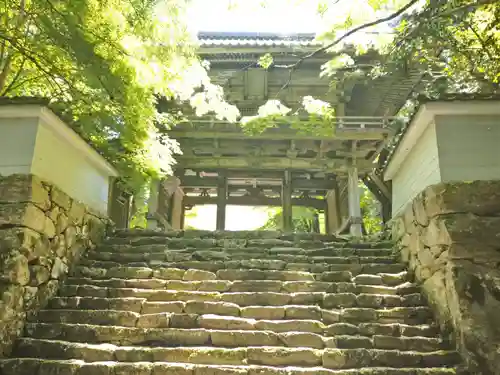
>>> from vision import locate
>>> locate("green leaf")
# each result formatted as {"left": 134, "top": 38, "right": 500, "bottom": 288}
{"left": 368, "top": 0, "right": 385, "bottom": 11}
{"left": 258, "top": 53, "right": 274, "bottom": 69}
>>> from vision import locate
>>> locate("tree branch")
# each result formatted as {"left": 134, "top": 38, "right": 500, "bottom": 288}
{"left": 276, "top": 0, "right": 420, "bottom": 71}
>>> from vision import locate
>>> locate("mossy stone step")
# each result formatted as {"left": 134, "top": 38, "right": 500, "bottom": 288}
{"left": 11, "top": 338, "right": 459, "bottom": 369}
{"left": 0, "top": 358, "right": 460, "bottom": 375}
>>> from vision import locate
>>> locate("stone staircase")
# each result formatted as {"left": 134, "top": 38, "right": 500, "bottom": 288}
{"left": 0, "top": 230, "right": 463, "bottom": 374}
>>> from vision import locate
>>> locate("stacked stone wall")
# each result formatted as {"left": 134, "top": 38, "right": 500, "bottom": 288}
{"left": 0, "top": 174, "right": 109, "bottom": 356}
{"left": 392, "top": 180, "right": 500, "bottom": 375}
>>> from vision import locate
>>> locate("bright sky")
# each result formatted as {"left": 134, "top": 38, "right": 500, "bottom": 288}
{"left": 187, "top": 0, "right": 397, "bottom": 47}
{"left": 187, "top": 0, "right": 323, "bottom": 34}
{"left": 185, "top": 205, "right": 271, "bottom": 231}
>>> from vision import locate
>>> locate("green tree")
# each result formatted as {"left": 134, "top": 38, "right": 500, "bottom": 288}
{"left": 260, "top": 206, "right": 319, "bottom": 232}
{"left": 225, "top": 0, "right": 499, "bottom": 130}
{"left": 0, "top": 0, "right": 238, "bottom": 192}
{"left": 360, "top": 183, "right": 383, "bottom": 234}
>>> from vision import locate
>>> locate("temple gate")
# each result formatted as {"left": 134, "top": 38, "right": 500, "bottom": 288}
{"left": 147, "top": 32, "right": 423, "bottom": 235}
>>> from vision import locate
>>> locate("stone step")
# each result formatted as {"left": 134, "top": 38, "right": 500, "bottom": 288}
{"left": 29, "top": 310, "right": 442, "bottom": 348}
{"left": 78, "top": 256, "right": 399, "bottom": 273}
{"left": 63, "top": 277, "right": 417, "bottom": 296}
{"left": 18, "top": 320, "right": 446, "bottom": 351}
{"left": 90, "top": 246, "right": 395, "bottom": 260}
{"left": 75, "top": 261, "right": 408, "bottom": 276}
{"left": 104, "top": 232, "right": 393, "bottom": 247}
{"left": 26, "top": 307, "right": 435, "bottom": 342}
{"left": 0, "top": 358, "right": 459, "bottom": 375}
{"left": 11, "top": 338, "right": 459, "bottom": 369}
{"left": 72, "top": 264, "right": 411, "bottom": 282}
{"left": 110, "top": 229, "right": 343, "bottom": 241}
{"left": 48, "top": 297, "right": 438, "bottom": 334}
{"left": 57, "top": 285, "right": 426, "bottom": 311}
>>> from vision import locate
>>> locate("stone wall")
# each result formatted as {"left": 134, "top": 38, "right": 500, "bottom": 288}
{"left": 0, "top": 174, "right": 109, "bottom": 356}
{"left": 392, "top": 181, "right": 500, "bottom": 375}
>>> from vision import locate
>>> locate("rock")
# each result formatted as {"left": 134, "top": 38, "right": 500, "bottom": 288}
{"left": 0, "top": 203, "right": 46, "bottom": 233}
{"left": 51, "top": 258, "right": 68, "bottom": 279}
{"left": 136, "top": 313, "right": 170, "bottom": 328}
{"left": 424, "top": 180, "right": 500, "bottom": 217}
{"left": 0, "top": 175, "right": 50, "bottom": 211}
{"left": 1, "top": 253, "right": 30, "bottom": 285}
{"left": 51, "top": 186, "right": 71, "bottom": 210}
{"left": 56, "top": 213, "right": 69, "bottom": 234}
{"left": 247, "top": 347, "right": 322, "bottom": 366}
{"left": 211, "top": 330, "right": 279, "bottom": 347}
{"left": 323, "top": 293, "right": 357, "bottom": 308}
{"left": 241, "top": 306, "right": 285, "bottom": 320}
{"left": 153, "top": 268, "right": 186, "bottom": 280}
{"left": 413, "top": 196, "right": 430, "bottom": 227}
{"left": 169, "top": 314, "right": 199, "bottom": 329}
{"left": 69, "top": 201, "right": 86, "bottom": 225}
{"left": 183, "top": 269, "right": 217, "bottom": 281}
{"left": 278, "top": 332, "right": 324, "bottom": 348}
{"left": 29, "top": 265, "right": 50, "bottom": 286}
{"left": 64, "top": 226, "right": 78, "bottom": 249}
{"left": 199, "top": 315, "right": 256, "bottom": 330}
{"left": 284, "top": 306, "right": 321, "bottom": 321}
{"left": 44, "top": 216, "right": 56, "bottom": 238}
{"left": 52, "top": 235, "right": 67, "bottom": 257}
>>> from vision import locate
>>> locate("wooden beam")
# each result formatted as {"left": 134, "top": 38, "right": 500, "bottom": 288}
{"left": 368, "top": 172, "right": 392, "bottom": 201}
{"left": 216, "top": 174, "right": 227, "bottom": 231}
{"left": 175, "top": 156, "right": 375, "bottom": 173}
{"left": 282, "top": 170, "right": 293, "bottom": 232}
{"left": 180, "top": 176, "right": 334, "bottom": 190}
{"left": 169, "top": 129, "right": 390, "bottom": 141}
{"left": 184, "top": 195, "right": 325, "bottom": 209}
{"left": 362, "top": 176, "right": 391, "bottom": 224}
{"left": 177, "top": 144, "right": 374, "bottom": 160}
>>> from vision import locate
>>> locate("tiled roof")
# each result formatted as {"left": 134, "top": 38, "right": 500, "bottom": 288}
{"left": 198, "top": 32, "right": 321, "bottom": 47}
{"left": 0, "top": 96, "right": 50, "bottom": 106}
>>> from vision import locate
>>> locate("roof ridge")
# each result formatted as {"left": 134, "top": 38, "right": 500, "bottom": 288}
{"left": 197, "top": 31, "right": 316, "bottom": 41}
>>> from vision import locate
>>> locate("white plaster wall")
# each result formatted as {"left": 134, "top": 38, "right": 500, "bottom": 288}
{"left": 392, "top": 122, "right": 441, "bottom": 216}
{"left": 436, "top": 115, "right": 500, "bottom": 182}
{"left": 0, "top": 118, "right": 39, "bottom": 175}
{"left": 31, "top": 118, "right": 111, "bottom": 214}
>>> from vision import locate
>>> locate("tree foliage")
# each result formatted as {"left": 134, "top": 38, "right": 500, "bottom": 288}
{"left": 228, "top": 0, "right": 499, "bottom": 133}
{"left": 0, "top": 0, "right": 238, "bottom": 192}
{"left": 260, "top": 206, "right": 319, "bottom": 233}
{"left": 360, "top": 183, "right": 383, "bottom": 234}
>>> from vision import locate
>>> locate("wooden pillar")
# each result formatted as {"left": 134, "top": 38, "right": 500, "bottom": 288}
{"left": 180, "top": 206, "right": 185, "bottom": 230}
{"left": 216, "top": 173, "right": 227, "bottom": 231}
{"left": 347, "top": 165, "right": 363, "bottom": 237}
{"left": 312, "top": 212, "right": 320, "bottom": 233}
{"left": 170, "top": 187, "right": 184, "bottom": 230}
{"left": 325, "top": 183, "right": 341, "bottom": 234}
{"left": 146, "top": 179, "right": 161, "bottom": 229}
{"left": 282, "top": 170, "right": 293, "bottom": 232}
{"left": 324, "top": 208, "right": 330, "bottom": 234}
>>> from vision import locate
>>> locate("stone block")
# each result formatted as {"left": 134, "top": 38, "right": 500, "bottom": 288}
{"left": 0, "top": 203, "right": 46, "bottom": 234}
{"left": 183, "top": 269, "right": 217, "bottom": 281}
{"left": 241, "top": 306, "right": 285, "bottom": 320}
{"left": 0, "top": 175, "right": 50, "bottom": 211}
{"left": 247, "top": 347, "right": 322, "bottom": 366}
{"left": 0, "top": 252, "right": 30, "bottom": 285}
{"left": 424, "top": 180, "right": 500, "bottom": 217}
{"left": 279, "top": 332, "right": 325, "bottom": 348}
{"left": 136, "top": 313, "right": 170, "bottom": 328}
